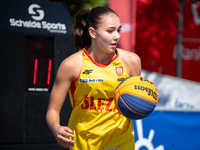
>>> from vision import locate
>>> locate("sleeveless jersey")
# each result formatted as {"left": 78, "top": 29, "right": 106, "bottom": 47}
{"left": 68, "top": 48, "right": 135, "bottom": 150}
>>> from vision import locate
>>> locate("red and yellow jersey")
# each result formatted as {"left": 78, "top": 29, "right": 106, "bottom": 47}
{"left": 68, "top": 48, "right": 135, "bottom": 150}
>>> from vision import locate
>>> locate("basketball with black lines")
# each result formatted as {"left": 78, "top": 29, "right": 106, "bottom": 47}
{"left": 114, "top": 76, "right": 158, "bottom": 120}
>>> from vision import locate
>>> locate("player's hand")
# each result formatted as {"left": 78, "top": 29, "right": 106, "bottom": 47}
{"left": 150, "top": 81, "right": 159, "bottom": 96}
{"left": 55, "top": 126, "right": 75, "bottom": 148}
{"left": 140, "top": 75, "right": 159, "bottom": 96}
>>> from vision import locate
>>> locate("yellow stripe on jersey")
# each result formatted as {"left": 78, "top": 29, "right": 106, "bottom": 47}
{"left": 68, "top": 48, "right": 135, "bottom": 150}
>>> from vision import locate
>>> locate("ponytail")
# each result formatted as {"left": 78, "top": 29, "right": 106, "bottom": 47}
{"left": 72, "top": 9, "right": 91, "bottom": 51}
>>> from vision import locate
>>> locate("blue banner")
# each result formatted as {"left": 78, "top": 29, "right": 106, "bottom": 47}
{"left": 132, "top": 110, "right": 200, "bottom": 150}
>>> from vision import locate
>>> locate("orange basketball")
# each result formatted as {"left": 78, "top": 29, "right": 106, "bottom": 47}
{"left": 114, "top": 76, "right": 158, "bottom": 120}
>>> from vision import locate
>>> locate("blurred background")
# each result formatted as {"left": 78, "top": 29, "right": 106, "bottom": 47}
{"left": 0, "top": 0, "right": 200, "bottom": 150}
{"left": 45, "top": 0, "right": 108, "bottom": 22}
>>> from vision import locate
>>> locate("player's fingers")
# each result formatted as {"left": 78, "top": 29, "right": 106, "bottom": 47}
{"left": 57, "top": 136, "right": 75, "bottom": 148}
{"left": 56, "top": 126, "right": 75, "bottom": 142}
{"left": 56, "top": 132, "right": 75, "bottom": 148}
{"left": 140, "top": 75, "right": 155, "bottom": 85}
{"left": 57, "top": 133, "right": 75, "bottom": 143}
{"left": 155, "top": 87, "right": 158, "bottom": 91}
{"left": 57, "top": 126, "right": 73, "bottom": 136}
{"left": 63, "top": 126, "right": 74, "bottom": 134}
{"left": 154, "top": 86, "right": 159, "bottom": 96}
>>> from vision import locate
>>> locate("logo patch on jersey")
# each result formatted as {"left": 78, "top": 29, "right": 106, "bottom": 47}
{"left": 118, "top": 78, "right": 125, "bottom": 82}
{"left": 115, "top": 67, "right": 123, "bottom": 76}
{"left": 83, "top": 69, "right": 93, "bottom": 75}
{"left": 79, "top": 78, "right": 104, "bottom": 82}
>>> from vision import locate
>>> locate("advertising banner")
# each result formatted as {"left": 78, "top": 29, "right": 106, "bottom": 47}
{"left": 135, "top": 0, "right": 200, "bottom": 83}
{"left": 135, "top": 0, "right": 179, "bottom": 77}
{"left": 179, "top": 1, "right": 200, "bottom": 82}
{"left": 0, "top": 0, "right": 73, "bottom": 35}
{"left": 132, "top": 110, "right": 200, "bottom": 150}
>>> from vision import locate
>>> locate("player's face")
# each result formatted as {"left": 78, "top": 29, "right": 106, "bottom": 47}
{"left": 94, "top": 13, "right": 122, "bottom": 53}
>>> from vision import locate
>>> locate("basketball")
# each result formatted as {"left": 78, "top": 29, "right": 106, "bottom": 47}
{"left": 114, "top": 76, "right": 158, "bottom": 120}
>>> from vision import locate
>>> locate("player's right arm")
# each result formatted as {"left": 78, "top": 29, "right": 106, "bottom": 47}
{"left": 46, "top": 51, "right": 82, "bottom": 148}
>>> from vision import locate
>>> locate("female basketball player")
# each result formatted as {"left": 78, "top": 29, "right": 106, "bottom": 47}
{"left": 46, "top": 6, "right": 141, "bottom": 150}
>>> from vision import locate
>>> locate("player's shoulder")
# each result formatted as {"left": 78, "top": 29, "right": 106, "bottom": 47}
{"left": 117, "top": 48, "right": 140, "bottom": 63}
{"left": 58, "top": 50, "right": 83, "bottom": 78}
{"left": 117, "top": 48, "right": 141, "bottom": 76}
{"left": 61, "top": 50, "right": 83, "bottom": 67}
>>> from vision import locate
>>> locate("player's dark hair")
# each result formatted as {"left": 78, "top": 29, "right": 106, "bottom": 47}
{"left": 72, "top": 6, "right": 118, "bottom": 50}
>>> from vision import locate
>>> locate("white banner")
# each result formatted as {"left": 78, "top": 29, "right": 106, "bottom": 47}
{"left": 141, "top": 70, "right": 200, "bottom": 111}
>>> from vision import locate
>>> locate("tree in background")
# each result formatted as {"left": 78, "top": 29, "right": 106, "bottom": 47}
{"left": 43, "top": 0, "right": 108, "bottom": 22}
